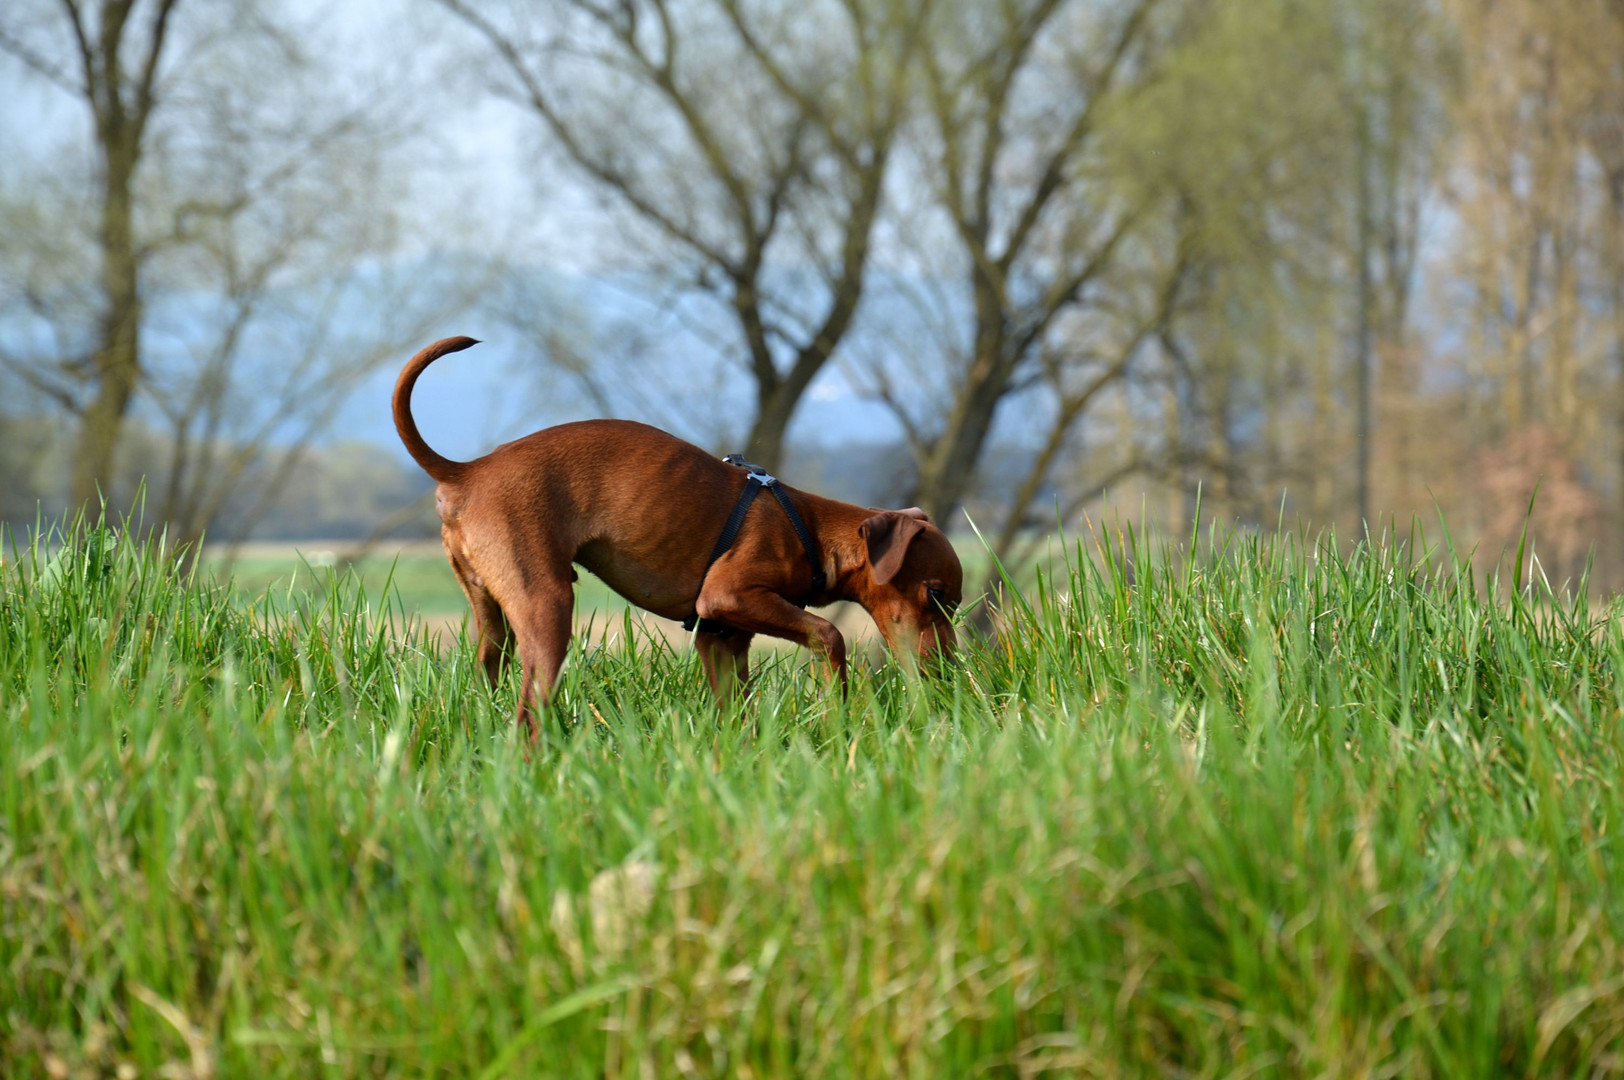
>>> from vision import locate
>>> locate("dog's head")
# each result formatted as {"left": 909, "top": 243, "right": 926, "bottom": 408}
{"left": 856, "top": 507, "right": 962, "bottom": 667}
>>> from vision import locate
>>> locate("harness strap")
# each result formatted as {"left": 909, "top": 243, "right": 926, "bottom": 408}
{"left": 682, "top": 460, "right": 826, "bottom": 634}
{"left": 766, "top": 483, "right": 827, "bottom": 594}
{"left": 703, "top": 476, "right": 767, "bottom": 571}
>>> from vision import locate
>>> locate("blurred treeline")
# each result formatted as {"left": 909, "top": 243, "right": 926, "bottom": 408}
{"left": 2, "top": 0, "right": 1623, "bottom": 584}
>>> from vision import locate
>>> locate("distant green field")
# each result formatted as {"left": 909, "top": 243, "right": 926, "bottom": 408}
{"left": 6, "top": 515, "right": 1624, "bottom": 1077}
{"left": 206, "top": 547, "right": 632, "bottom": 620}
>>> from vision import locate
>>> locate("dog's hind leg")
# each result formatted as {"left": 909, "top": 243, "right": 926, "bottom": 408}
{"left": 448, "top": 549, "right": 512, "bottom": 685}
{"left": 505, "top": 577, "right": 576, "bottom": 740}
{"left": 695, "top": 629, "right": 753, "bottom": 706}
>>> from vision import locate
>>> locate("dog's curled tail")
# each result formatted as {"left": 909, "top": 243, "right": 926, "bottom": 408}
{"left": 393, "top": 335, "right": 480, "bottom": 483}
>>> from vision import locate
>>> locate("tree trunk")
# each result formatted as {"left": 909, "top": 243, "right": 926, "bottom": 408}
{"left": 911, "top": 279, "right": 1009, "bottom": 524}
{"left": 1354, "top": 110, "right": 1375, "bottom": 528}
{"left": 1611, "top": 170, "right": 1624, "bottom": 579}
{"left": 743, "top": 343, "right": 839, "bottom": 474}
{"left": 743, "top": 272, "right": 876, "bottom": 475}
{"left": 73, "top": 144, "right": 143, "bottom": 507}
{"left": 742, "top": 160, "right": 888, "bottom": 476}
{"left": 744, "top": 384, "right": 792, "bottom": 474}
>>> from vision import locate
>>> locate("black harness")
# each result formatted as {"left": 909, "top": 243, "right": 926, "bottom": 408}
{"left": 682, "top": 455, "right": 827, "bottom": 635}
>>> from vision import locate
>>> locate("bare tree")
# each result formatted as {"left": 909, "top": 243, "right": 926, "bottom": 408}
{"left": 886, "top": 0, "right": 1168, "bottom": 529}
{"left": 0, "top": 0, "right": 482, "bottom": 546}
{"left": 0, "top": 0, "right": 179, "bottom": 506}
{"left": 144, "top": 267, "right": 473, "bottom": 553}
{"left": 848, "top": 0, "right": 1290, "bottom": 566}
{"left": 1445, "top": 0, "right": 1602, "bottom": 436}
{"left": 437, "top": 0, "right": 926, "bottom": 471}
{"left": 1343, "top": 0, "right": 1453, "bottom": 525}
{"left": 1441, "top": 0, "right": 1624, "bottom": 572}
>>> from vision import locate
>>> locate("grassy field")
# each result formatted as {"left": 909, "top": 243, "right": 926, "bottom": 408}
{"left": 4, "top": 512, "right": 1624, "bottom": 1077}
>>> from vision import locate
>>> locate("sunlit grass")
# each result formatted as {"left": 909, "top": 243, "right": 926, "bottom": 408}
{"left": 3, "top": 508, "right": 1622, "bottom": 1077}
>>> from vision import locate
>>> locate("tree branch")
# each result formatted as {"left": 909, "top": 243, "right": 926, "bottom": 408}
{"left": 437, "top": 0, "right": 739, "bottom": 268}
{"left": 0, "top": 24, "right": 84, "bottom": 93}
{"left": 131, "top": 0, "right": 179, "bottom": 139}
{"left": 55, "top": 0, "right": 98, "bottom": 96}
{"left": 997, "top": 0, "right": 1159, "bottom": 272}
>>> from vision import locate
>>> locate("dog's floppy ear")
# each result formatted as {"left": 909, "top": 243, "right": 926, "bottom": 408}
{"left": 859, "top": 508, "right": 930, "bottom": 585}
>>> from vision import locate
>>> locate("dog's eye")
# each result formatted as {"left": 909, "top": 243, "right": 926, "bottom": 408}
{"left": 926, "top": 586, "right": 956, "bottom": 615}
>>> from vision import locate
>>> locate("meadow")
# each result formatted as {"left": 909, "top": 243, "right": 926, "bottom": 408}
{"left": 3, "top": 510, "right": 1623, "bottom": 1077}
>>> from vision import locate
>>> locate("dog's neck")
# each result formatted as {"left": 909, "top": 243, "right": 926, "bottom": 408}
{"left": 801, "top": 494, "right": 894, "bottom": 608}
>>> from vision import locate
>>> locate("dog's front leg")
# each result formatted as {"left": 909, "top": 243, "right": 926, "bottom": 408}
{"left": 695, "top": 629, "right": 754, "bottom": 705}
{"left": 696, "top": 586, "right": 847, "bottom": 693}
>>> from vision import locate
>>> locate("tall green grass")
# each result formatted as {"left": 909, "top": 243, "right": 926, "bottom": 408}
{"left": 3, "top": 510, "right": 1622, "bottom": 1077}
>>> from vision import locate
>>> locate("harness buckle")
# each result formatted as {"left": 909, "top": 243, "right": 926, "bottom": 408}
{"left": 722, "top": 454, "right": 777, "bottom": 487}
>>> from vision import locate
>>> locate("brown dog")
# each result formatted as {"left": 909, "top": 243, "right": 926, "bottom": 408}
{"left": 394, "top": 336, "right": 963, "bottom": 734}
